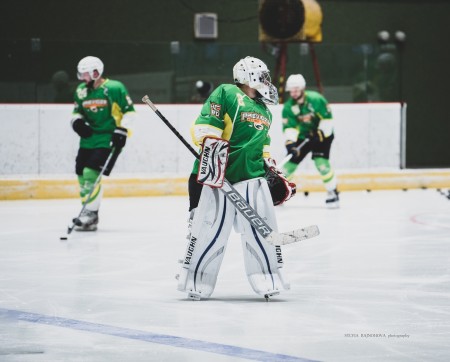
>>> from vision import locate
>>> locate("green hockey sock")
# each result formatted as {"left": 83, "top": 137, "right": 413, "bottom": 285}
{"left": 314, "top": 157, "right": 334, "bottom": 183}
{"left": 78, "top": 168, "right": 101, "bottom": 202}
{"left": 283, "top": 161, "right": 299, "bottom": 179}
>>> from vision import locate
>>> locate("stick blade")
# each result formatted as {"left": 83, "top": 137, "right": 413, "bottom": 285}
{"left": 60, "top": 224, "right": 75, "bottom": 240}
{"left": 265, "top": 225, "right": 320, "bottom": 245}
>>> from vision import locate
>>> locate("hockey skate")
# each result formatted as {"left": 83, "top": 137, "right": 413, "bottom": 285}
{"left": 264, "top": 291, "right": 281, "bottom": 301}
{"left": 326, "top": 189, "right": 340, "bottom": 209}
{"left": 73, "top": 210, "right": 99, "bottom": 231}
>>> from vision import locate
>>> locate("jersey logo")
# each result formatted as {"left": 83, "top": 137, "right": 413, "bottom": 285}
{"left": 210, "top": 102, "right": 221, "bottom": 117}
{"left": 236, "top": 93, "right": 246, "bottom": 107}
{"left": 291, "top": 105, "right": 301, "bottom": 115}
{"left": 297, "top": 113, "right": 313, "bottom": 123}
{"left": 77, "top": 88, "right": 88, "bottom": 100}
{"left": 82, "top": 99, "right": 108, "bottom": 113}
{"left": 240, "top": 112, "right": 270, "bottom": 130}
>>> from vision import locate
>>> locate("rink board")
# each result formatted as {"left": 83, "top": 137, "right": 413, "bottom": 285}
{"left": 1, "top": 103, "right": 403, "bottom": 175}
{"left": 1, "top": 169, "right": 450, "bottom": 200}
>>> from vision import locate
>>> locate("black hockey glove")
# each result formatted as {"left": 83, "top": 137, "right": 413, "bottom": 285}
{"left": 72, "top": 118, "right": 93, "bottom": 138}
{"left": 110, "top": 127, "right": 128, "bottom": 149}
{"left": 286, "top": 142, "right": 301, "bottom": 158}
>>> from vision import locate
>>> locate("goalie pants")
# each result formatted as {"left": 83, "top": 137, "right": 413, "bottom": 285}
{"left": 177, "top": 177, "right": 290, "bottom": 300}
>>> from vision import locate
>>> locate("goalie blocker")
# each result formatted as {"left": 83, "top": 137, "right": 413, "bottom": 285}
{"left": 197, "top": 137, "right": 229, "bottom": 188}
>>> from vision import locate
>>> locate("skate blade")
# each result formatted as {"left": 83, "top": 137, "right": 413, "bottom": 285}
{"left": 264, "top": 291, "right": 280, "bottom": 301}
{"left": 188, "top": 292, "right": 201, "bottom": 301}
{"left": 74, "top": 225, "right": 98, "bottom": 232}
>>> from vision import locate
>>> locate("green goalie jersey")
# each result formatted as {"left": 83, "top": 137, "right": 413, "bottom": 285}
{"left": 191, "top": 84, "right": 273, "bottom": 184}
{"left": 282, "top": 90, "right": 333, "bottom": 141}
{"left": 72, "top": 79, "right": 135, "bottom": 149}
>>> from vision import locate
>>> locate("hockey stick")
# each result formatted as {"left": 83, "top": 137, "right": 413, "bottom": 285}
{"left": 60, "top": 149, "right": 116, "bottom": 240}
{"left": 142, "top": 95, "right": 319, "bottom": 245}
{"left": 278, "top": 138, "right": 310, "bottom": 168}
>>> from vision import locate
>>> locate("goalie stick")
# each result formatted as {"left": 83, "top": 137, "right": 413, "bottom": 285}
{"left": 142, "top": 95, "right": 319, "bottom": 245}
{"left": 60, "top": 149, "right": 116, "bottom": 240}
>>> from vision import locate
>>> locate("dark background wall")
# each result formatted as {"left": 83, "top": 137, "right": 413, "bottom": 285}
{"left": 322, "top": 0, "right": 450, "bottom": 168}
{"left": 1, "top": 0, "right": 449, "bottom": 168}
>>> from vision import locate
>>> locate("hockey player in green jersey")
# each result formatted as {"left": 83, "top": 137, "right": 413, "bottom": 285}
{"left": 281, "top": 74, "right": 339, "bottom": 208}
{"left": 176, "top": 56, "right": 296, "bottom": 300}
{"left": 70, "top": 56, "right": 135, "bottom": 231}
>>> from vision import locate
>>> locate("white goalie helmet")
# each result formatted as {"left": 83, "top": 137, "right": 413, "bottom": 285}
{"left": 77, "top": 56, "right": 104, "bottom": 81}
{"left": 233, "top": 56, "right": 278, "bottom": 105}
{"left": 285, "top": 74, "right": 306, "bottom": 91}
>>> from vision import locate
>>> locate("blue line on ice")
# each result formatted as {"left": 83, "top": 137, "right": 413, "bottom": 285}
{"left": 1, "top": 308, "right": 318, "bottom": 362}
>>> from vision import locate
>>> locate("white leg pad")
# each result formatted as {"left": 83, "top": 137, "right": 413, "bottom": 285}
{"left": 177, "top": 186, "right": 235, "bottom": 300}
{"left": 233, "top": 178, "right": 290, "bottom": 297}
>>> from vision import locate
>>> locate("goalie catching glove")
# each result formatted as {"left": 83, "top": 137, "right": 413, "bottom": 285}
{"left": 264, "top": 158, "right": 296, "bottom": 206}
{"left": 197, "top": 137, "right": 230, "bottom": 188}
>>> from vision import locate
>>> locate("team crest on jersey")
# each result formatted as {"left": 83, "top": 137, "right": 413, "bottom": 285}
{"left": 240, "top": 112, "right": 270, "bottom": 130}
{"left": 298, "top": 113, "right": 313, "bottom": 123}
{"left": 210, "top": 102, "right": 221, "bottom": 117}
{"left": 77, "top": 88, "right": 88, "bottom": 99}
{"left": 82, "top": 99, "right": 108, "bottom": 113}
{"left": 236, "top": 93, "right": 246, "bottom": 106}
{"left": 291, "top": 105, "right": 301, "bottom": 115}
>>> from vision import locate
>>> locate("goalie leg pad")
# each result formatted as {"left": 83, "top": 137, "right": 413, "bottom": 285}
{"left": 233, "top": 178, "right": 290, "bottom": 297}
{"left": 177, "top": 186, "right": 235, "bottom": 300}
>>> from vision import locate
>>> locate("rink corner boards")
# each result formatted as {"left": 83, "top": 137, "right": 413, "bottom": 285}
{"left": 1, "top": 169, "right": 450, "bottom": 200}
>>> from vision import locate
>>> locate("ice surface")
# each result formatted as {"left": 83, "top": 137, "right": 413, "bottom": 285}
{"left": 1, "top": 189, "right": 449, "bottom": 361}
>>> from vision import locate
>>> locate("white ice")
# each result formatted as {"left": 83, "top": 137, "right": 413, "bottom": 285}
{"left": 1, "top": 189, "right": 450, "bottom": 361}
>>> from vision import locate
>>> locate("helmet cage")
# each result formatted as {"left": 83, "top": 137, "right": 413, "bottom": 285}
{"left": 259, "top": 70, "right": 272, "bottom": 88}
{"left": 256, "top": 81, "right": 279, "bottom": 105}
